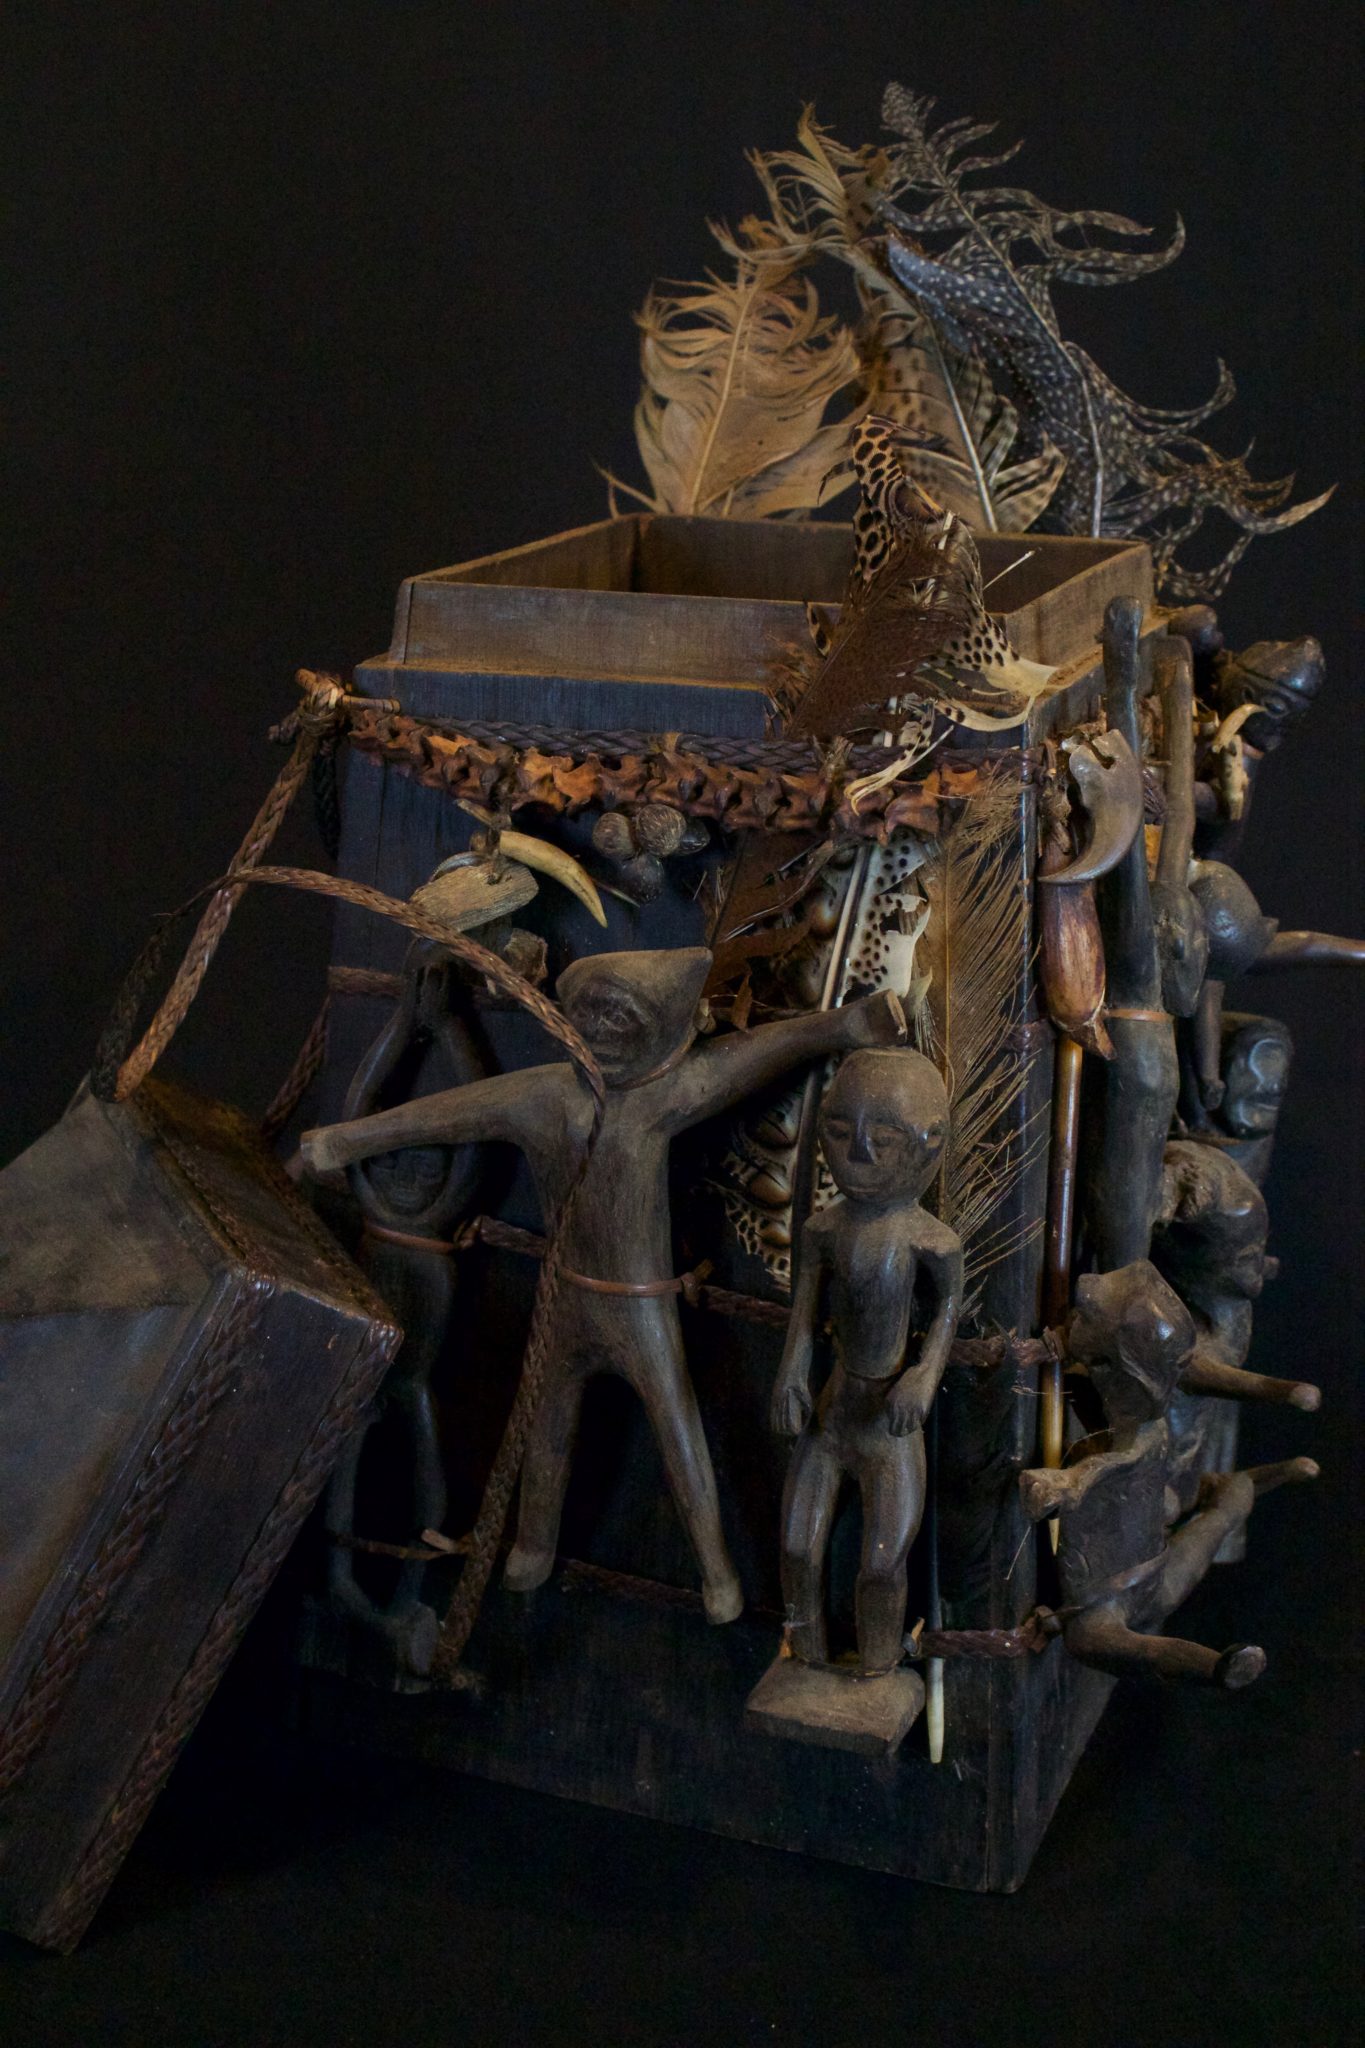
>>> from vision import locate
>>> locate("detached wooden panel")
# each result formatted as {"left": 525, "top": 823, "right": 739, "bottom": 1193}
{"left": 0, "top": 1081, "right": 400, "bottom": 1950}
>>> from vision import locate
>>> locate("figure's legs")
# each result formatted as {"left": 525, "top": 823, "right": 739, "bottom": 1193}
{"left": 505, "top": 1357, "right": 589, "bottom": 1593}
{"left": 1158, "top": 1469, "right": 1256, "bottom": 1614}
{"left": 387, "top": 1378, "right": 448, "bottom": 1613}
{"left": 855, "top": 1432, "right": 926, "bottom": 1675}
{"left": 778, "top": 1432, "right": 844, "bottom": 1664}
{"left": 1064, "top": 1599, "right": 1264, "bottom": 1690}
{"left": 632, "top": 1324, "right": 743, "bottom": 1623}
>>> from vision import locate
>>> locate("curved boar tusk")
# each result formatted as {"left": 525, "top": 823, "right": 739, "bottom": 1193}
{"left": 497, "top": 831, "right": 608, "bottom": 926}
{"left": 1038, "top": 730, "right": 1143, "bottom": 886}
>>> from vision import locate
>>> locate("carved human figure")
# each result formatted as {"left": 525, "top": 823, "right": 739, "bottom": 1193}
{"left": 1151, "top": 639, "right": 1210, "bottom": 1023}
{"left": 769, "top": 1049, "right": 963, "bottom": 1676}
{"left": 1086, "top": 600, "right": 1179, "bottom": 1270}
{"left": 1212, "top": 1012, "right": 1294, "bottom": 1182}
{"left": 324, "top": 942, "right": 486, "bottom": 1680}
{"left": 1151, "top": 1140, "right": 1318, "bottom": 1513}
{"left": 1018, "top": 1262, "right": 1315, "bottom": 1687}
{"left": 304, "top": 946, "right": 907, "bottom": 1623}
{"left": 1166, "top": 622, "right": 1325, "bottom": 859}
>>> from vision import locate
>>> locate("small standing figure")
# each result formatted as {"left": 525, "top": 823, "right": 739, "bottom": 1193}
{"left": 305, "top": 947, "right": 907, "bottom": 1625}
{"left": 318, "top": 940, "right": 486, "bottom": 1686}
{"left": 747, "top": 1050, "right": 962, "bottom": 1756}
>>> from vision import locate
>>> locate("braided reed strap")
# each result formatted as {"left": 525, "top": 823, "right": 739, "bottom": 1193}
{"left": 103, "top": 671, "right": 349, "bottom": 1103}
{"left": 87, "top": 705, "right": 609, "bottom": 1684}
{"left": 260, "top": 993, "right": 332, "bottom": 1144}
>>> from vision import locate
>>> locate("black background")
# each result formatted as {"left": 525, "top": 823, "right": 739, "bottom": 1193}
{"left": 3, "top": 4, "right": 1361, "bottom": 2042}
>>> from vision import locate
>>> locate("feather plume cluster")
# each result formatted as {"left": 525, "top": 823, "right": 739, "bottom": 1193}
{"left": 778, "top": 522, "right": 981, "bottom": 738}
{"left": 876, "top": 86, "right": 1332, "bottom": 598}
{"left": 916, "top": 771, "right": 1043, "bottom": 1318}
{"left": 610, "top": 95, "right": 1331, "bottom": 601}
{"left": 602, "top": 249, "right": 859, "bottom": 519}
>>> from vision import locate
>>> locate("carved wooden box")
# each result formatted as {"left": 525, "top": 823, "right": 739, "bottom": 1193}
{"left": 305, "top": 514, "right": 1158, "bottom": 1891}
{"left": 0, "top": 1080, "right": 400, "bottom": 1949}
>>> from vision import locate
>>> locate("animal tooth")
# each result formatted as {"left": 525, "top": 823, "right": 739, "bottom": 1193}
{"left": 498, "top": 831, "right": 608, "bottom": 926}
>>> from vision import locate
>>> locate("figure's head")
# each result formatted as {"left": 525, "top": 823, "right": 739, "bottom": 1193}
{"left": 1154, "top": 1141, "right": 1269, "bottom": 1305}
{"left": 1220, "top": 1014, "right": 1294, "bottom": 1138}
{"left": 556, "top": 947, "right": 711, "bottom": 1087}
{"left": 1188, "top": 861, "right": 1278, "bottom": 980}
{"left": 357, "top": 1145, "right": 455, "bottom": 1220}
{"left": 1152, "top": 882, "right": 1210, "bottom": 1018}
{"left": 819, "top": 1048, "right": 949, "bottom": 1207}
{"left": 1213, "top": 637, "right": 1324, "bottom": 753}
{"left": 1069, "top": 1261, "right": 1194, "bottom": 1425}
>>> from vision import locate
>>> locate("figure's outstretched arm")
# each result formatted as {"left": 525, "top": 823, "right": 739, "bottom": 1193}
{"left": 771, "top": 1230, "right": 826, "bottom": 1439}
{"left": 886, "top": 1229, "right": 964, "bottom": 1438}
{"left": 302, "top": 1066, "right": 557, "bottom": 1175}
{"left": 665, "top": 990, "right": 906, "bottom": 1132}
{"left": 1180, "top": 1344, "right": 1320, "bottom": 1411}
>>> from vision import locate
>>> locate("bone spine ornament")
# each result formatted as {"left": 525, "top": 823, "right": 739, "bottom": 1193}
{"left": 304, "top": 949, "right": 907, "bottom": 1624}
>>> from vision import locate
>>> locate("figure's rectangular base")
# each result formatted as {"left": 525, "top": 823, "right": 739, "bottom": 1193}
{"left": 294, "top": 1565, "right": 1114, "bottom": 1893}
{"left": 745, "top": 1654, "right": 925, "bottom": 1756}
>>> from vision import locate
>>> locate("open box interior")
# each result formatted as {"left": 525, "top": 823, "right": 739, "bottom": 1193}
{"left": 380, "top": 514, "right": 1152, "bottom": 691}
{"left": 430, "top": 513, "right": 1141, "bottom": 613}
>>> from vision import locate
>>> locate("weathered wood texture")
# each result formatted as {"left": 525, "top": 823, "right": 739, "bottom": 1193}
{"left": 299, "top": 1575, "right": 1113, "bottom": 1892}
{"left": 384, "top": 515, "right": 1153, "bottom": 684}
{"left": 299, "top": 519, "right": 1156, "bottom": 1888}
{"left": 0, "top": 1081, "right": 400, "bottom": 1950}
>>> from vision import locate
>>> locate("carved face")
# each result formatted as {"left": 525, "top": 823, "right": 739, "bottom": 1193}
{"left": 1222, "top": 1020, "right": 1293, "bottom": 1137}
{"left": 820, "top": 1049, "right": 948, "bottom": 1206}
{"left": 561, "top": 976, "right": 660, "bottom": 1083}
{"left": 362, "top": 1145, "right": 452, "bottom": 1218}
{"left": 557, "top": 947, "right": 712, "bottom": 1088}
{"left": 1214, "top": 638, "right": 1324, "bottom": 753}
{"left": 1070, "top": 1263, "right": 1194, "bottom": 1424}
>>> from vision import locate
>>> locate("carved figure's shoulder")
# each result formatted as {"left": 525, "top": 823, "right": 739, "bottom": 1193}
{"left": 909, "top": 1207, "right": 963, "bottom": 1261}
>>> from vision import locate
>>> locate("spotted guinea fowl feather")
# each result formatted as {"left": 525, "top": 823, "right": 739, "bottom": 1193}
{"left": 780, "top": 524, "right": 980, "bottom": 738}
{"left": 877, "top": 84, "right": 1332, "bottom": 597}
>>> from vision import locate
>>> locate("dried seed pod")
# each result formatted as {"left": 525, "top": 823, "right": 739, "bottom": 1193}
{"left": 807, "top": 884, "right": 842, "bottom": 941}
{"left": 632, "top": 803, "right": 688, "bottom": 857}
{"left": 591, "top": 810, "right": 637, "bottom": 863}
{"left": 678, "top": 817, "right": 711, "bottom": 856}
{"left": 748, "top": 1166, "right": 793, "bottom": 1212}
{"left": 779, "top": 948, "right": 826, "bottom": 1010}
{"left": 618, "top": 852, "right": 665, "bottom": 903}
{"left": 1037, "top": 806, "right": 1113, "bottom": 1058}
{"left": 754, "top": 1097, "right": 802, "bottom": 1150}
